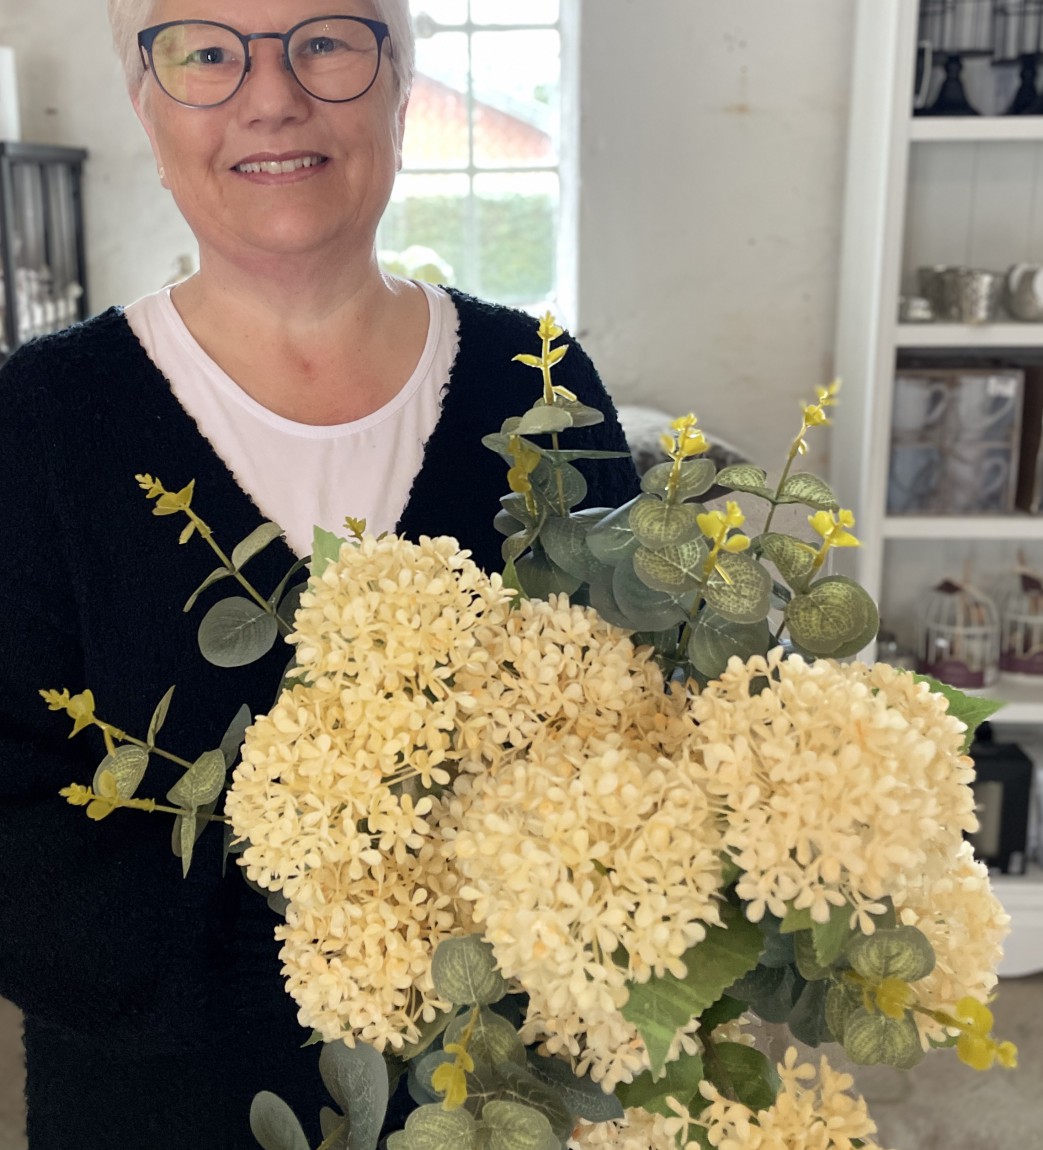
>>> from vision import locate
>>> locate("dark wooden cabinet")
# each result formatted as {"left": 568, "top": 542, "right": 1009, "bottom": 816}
{"left": 0, "top": 141, "right": 88, "bottom": 360}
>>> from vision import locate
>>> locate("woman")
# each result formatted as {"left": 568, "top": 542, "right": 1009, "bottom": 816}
{"left": 0, "top": 1, "right": 638, "bottom": 1146}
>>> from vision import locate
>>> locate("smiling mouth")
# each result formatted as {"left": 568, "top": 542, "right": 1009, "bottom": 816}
{"left": 234, "top": 155, "right": 328, "bottom": 174}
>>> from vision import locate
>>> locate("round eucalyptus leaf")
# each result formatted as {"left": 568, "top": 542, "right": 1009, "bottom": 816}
{"left": 231, "top": 521, "right": 285, "bottom": 571}
{"left": 715, "top": 463, "right": 771, "bottom": 496}
{"left": 531, "top": 460, "right": 588, "bottom": 516}
{"left": 319, "top": 1041, "right": 390, "bottom": 1150}
{"left": 409, "top": 1051, "right": 454, "bottom": 1106}
{"left": 758, "top": 533, "right": 817, "bottom": 592}
{"left": 166, "top": 748, "right": 227, "bottom": 809}
{"left": 687, "top": 609, "right": 771, "bottom": 679}
{"left": 183, "top": 566, "right": 233, "bottom": 614}
{"left": 146, "top": 685, "right": 176, "bottom": 748}
{"left": 540, "top": 513, "right": 611, "bottom": 582}
{"left": 612, "top": 559, "right": 687, "bottom": 632}
{"left": 586, "top": 497, "right": 642, "bottom": 565}
{"left": 402, "top": 1103, "right": 479, "bottom": 1150}
{"left": 703, "top": 551, "right": 773, "bottom": 624}
{"left": 514, "top": 406, "right": 574, "bottom": 436}
{"left": 847, "top": 926, "right": 936, "bottom": 984}
{"left": 491, "top": 1063, "right": 574, "bottom": 1143}
{"left": 632, "top": 539, "right": 708, "bottom": 594}
{"left": 640, "top": 458, "right": 717, "bottom": 501}
{"left": 445, "top": 1008, "right": 526, "bottom": 1067}
{"left": 784, "top": 576, "right": 879, "bottom": 659}
{"left": 825, "top": 981, "right": 863, "bottom": 1046}
{"left": 249, "top": 1091, "right": 310, "bottom": 1150}
{"left": 843, "top": 1008, "right": 925, "bottom": 1069}
{"left": 501, "top": 528, "right": 539, "bottom": 565}
{"left": 525, "top": 1053, "right": 625, "bottom": 1122}
{"left": 777, "top": 472, "right": 838, "bottom": 510}
{"left": 92, "top": 744, "right": 149, "bottom": 800}
{"left": 587, "top": 571, "right": 634, "bottom": 630}
{"left": 535, "top": 396, "right": 604, "bottom": 428}
{"left": 628, "top": 497, "right": 702, "bottom": 548}
{"left": 514, "top": 551, "right": 583, "bottom": 599}
{"left": 481, "top": 1101, "right": 559, "bottom": 1150}
{"left": 197, "top": 597, "right": 280, "bottom": 668}
{"left": 497, "top": 492, "right": 545, "bottom": 532}
{"left": 431, "top": 936, "right": 506, "bottom": 1006}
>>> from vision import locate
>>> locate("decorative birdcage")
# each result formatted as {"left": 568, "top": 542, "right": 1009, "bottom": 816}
{"left": 916, "top": 576, "right": 1001, "bottom": 688}
{"left": 995, "top": 560, "right": 1043, "bottom": 675}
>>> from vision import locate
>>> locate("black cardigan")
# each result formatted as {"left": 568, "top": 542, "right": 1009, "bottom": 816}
{"left": 0, "top": 289, "right": 638, "bottom": 1149}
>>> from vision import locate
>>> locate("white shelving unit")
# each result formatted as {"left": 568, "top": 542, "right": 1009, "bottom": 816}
{"left": 832, "top": 0, "right": 1043, "bottom": 970}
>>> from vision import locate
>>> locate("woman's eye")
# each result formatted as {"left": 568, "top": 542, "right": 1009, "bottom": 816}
{"left": 186, "top": 46, "right": 227, "bottom": 66}
{"left": 303, "top": 36, "right": 345, "bottom": 56}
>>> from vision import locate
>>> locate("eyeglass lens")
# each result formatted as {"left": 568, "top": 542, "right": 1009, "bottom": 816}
{"left": 148, "top": 19, "right": 382, "bottom": 106}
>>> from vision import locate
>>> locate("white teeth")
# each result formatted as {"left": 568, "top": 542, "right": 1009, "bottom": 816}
{"left": 235, "top": 156, "right": 324, "bottom": 174}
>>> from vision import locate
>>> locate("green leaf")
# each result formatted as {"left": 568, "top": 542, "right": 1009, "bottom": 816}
{"left": 249, "top": 1091, "right": 310, "bottom": 1150}
{"left": 755, "top": 915, "right": 796, "bottom": 968}
{"left": 784, "top": 576, "right": 879, "bottom": 659}
{"left": 585, "top": 497, "right": 643, "bottom": 565}
{"left": 912, "top": 674, "right": 1005, "bottom": 750}
{"left": 267, "top": 556, "right": 310, "bottom": 610}
{"left": 197, "top": 597, "right": 280, "bottom": 668}
{"left": 540, "top": 512, "right": 612, "bottom": 582}
{"left": 501, "top": 527, "right": 540, "bottom": 565}
{"left": 167, "top": 749, "right": 226, "bottom": 810}
{"left": 641, "top": 458, "right": 718, "bottom": 501}
{"left": 497, "top": 492, "right": 546, "bottom": 533}
{"left": 780, "top": 906, "right": 814, "bottom": 934}
{"left": 524, "top": 1053, "right": 624, "bottom": 1122}
{"left": 311, "top": 526, "right": 347, "bottom": 578}
{"left": 699, "top": 994, "right": 748, "bottom": 1033}
{"left": 489, "top": 1063, "right": 574, "bottom": 1143}
{"left": 232, "top": 521, "right": 285, "bottom": 570}
{"left": 514, "top": 407, "right": 573, "bottom": 436}
{"left": 776, "top": 472, "right": 838, "bottom": 510}
{"left": 92, "top": 744, "right": 149, "bottom": 800}
{"left": 758, "top": 533, "right": 817, "bottom": 593}
{"left": 843, "top": 1008, "right": 924, "bottom": 1070}
{"left": 703, "top": 551, "right": 773, "bottom": 624}
{"left": 715, "top": 463, "right": 772, "bottom": 497}
{"left": 708, "top": 1042, "right": 780, "bottom": 1112}
{"left": 586, "top": 570, "right": 634, "bottom": 630}
{"left": 728, "top": 963, "right": 805, "bottom": 1025}
{"left": 445, "top": 1008, "right": 526, "bottom": 1067}
{"left": 183, "top": 567, "right": 232, "bottom": 613}
{"left": 219, "top": 704, "right": 252, "bottom": 768}
{"left": 397, "top": 1009, "right": 458, "bottom": 1063}
{"left": 481, "top": 1100, "right": 559, "bottom": 1150}
{"left": 320, "top": 1105, "right": 349, "bottom": 1148}
{"left": 541, "top": 449, "right": 632, "bottom": 464}
{"left": 787, "top": 978, "right": 833, "bottom": 1047}
{"left": 793, "top": 932, "right": 831, "bottom": 982}
{"left": 146, "top": 686, "right": 176, "bottom": 750}
{"left": 514, "top": 551, "right": 583, "bottom": 599}
{"left": 825, "top": 980, "right": 863, "bottom": 1046}
{"left": 687, "top": 609, "right": 771, "bottom": 679}
{"left": 621, "top": 901, "right": 763, "bottom": 1074}
{"left": 612, "top": 558, "right": 688, "bottom": 632}
{"left": 178, "top": 810, "right": 199, "bottom": 878}
{"left": 399, "top": 1104, "right": 478, "bottom": 1150}
{"left": 628, "top": 497, "right": 702, "bottom": 548}
{"left": 319, "top": 1041, "right": 390, "bottom": 1150}
{"left": 531, "top": 459, "right": 588, "bottom": 516}
{"left": 617, "top": 1051, "right": 704, "bottom": 1118}
{"left": 536, "top": 396, "right": 605, "bottom": 429}
{"left": 812, "top": 902, "right": 856, "bottom": 968}
{"left": 632, "top": 538, "right": 708, "bottom": 595}
{"left": 431, "top": 936, "right": 507, "bottom": 1006}
{"left": 501, "top": 557, "right": 525, "bottom": 599}
{"left": 276, "top": 582, "right": 306, "bottom": 627}
{"left": 847, "top": 926, "right": 936, "bottom": 984}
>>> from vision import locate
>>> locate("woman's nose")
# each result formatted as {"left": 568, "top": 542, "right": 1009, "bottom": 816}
{"left": 237, "top": 39, "right": 310, "bottom": 121}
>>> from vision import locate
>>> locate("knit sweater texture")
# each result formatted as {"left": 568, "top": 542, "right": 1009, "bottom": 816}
{"left": 0, "top": 288, "right": 639, "bottom": 1149}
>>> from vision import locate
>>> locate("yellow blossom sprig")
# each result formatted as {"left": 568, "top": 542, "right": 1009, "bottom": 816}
{"left": 512, "top": 312, "right": 573, "bottom": 407}
{"left": 344, "top": 516, "right": 368, "bottom": 541}
{"left": 505, "top": 435, "right": 542, "bottom": 518}
{"left": 40, "top": 688, "right": 192, "bottom": 768}
{"left": 660, "top": 413, "right": 709, "bottom": 505}
{"left": 807, "top": 508, "right": 861, "bottom": 572}
{"left": 697, "top": 501, "right": 751, "bottom": 584}
{"left": 136, "top": 474, "right": 293, "bottom": 634}
{"left": 59, "top": 778, "right": 226, "bottom": 824}
{"left": 762, "top": 379, "right": 841, "bottom": 537}
{"left": 430, "top": 1008, "right": 478, "bottom": 1109}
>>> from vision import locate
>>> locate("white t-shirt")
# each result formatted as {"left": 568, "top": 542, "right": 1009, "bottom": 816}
{"left": 125, "top": 281, "right": 457, "bottom": 557}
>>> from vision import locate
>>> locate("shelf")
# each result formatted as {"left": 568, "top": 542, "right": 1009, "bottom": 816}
{"left": 896, "top": 322, "right": 1043, "bottom": 348}
{"left": 964, "top": 677, "right": 1043, "bottom": 726}
{"left": 910, "top": 117, "right": 1043, "bottom": 143}
{"left": 992, "top": 864, "right": 1043, "bottom": 978}
{"left": 882, "top": 515, "right": 1043, "bottom": 541}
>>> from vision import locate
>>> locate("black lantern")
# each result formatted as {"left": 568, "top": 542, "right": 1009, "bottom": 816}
{"left": 918, "top": 0, "right": 996, "bottom": 115}
{"left": 993, "top": 0, "right": 1043, "bottom": 113}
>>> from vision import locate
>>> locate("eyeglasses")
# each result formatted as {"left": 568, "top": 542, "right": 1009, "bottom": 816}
{"left": 137, "top": 15, "right": 391, "bottom": 108}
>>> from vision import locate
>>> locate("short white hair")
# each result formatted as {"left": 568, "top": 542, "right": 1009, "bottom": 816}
{"left": 106, "top": 0, "right": 414, "bottom": 103}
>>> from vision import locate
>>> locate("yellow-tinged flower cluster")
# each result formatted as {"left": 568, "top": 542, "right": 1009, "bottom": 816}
{"left": 688, "top": 650, "right": 979, "bottom": 933}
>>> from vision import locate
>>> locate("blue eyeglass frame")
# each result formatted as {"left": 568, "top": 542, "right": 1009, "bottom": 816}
{"left": 136, "top": 14, "right": 392, "bottom": 108}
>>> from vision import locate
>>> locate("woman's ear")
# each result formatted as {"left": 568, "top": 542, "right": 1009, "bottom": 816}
{"left": 395, "top": 96, "right": 409, "bottom": 172}
{"left": 132, "top": 86, "right": 170, "bottom": 188}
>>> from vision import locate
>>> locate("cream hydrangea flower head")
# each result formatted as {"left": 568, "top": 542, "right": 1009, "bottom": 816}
{"left": 688, "top": 649, "right": 978, "bottom": 931}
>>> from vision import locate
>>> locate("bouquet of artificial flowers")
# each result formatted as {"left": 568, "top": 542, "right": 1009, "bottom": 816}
{"left": 47, "top": 316, "right": 1015, "bottom": 1150}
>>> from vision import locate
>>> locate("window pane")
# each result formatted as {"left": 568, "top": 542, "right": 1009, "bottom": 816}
{"left": 404, "top": 33, "right": 470, "bottom": 170}
{"left": 380, "top": 173, "right": 469, "bottom": 286}
{"left": 473, "top": 171, "right": 558, "bottom": 307}
{"left": 411, "top": 1, "right": 468, "bottom": 28}
{"left": 472, "top": 31, "right": 559, "bottom": 168}
{"left": 470, "top": 0, "right": 559, "bottom": 26}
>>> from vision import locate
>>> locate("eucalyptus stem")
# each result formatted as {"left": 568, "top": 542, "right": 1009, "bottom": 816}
{"left": 97, "top": 722, "right": 195, "bottom": 771}
{"left": 761, "top": 439, "right": 801, "bottom": 538}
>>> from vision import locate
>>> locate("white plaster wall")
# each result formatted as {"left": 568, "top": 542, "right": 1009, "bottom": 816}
{"left": 1, "top": 1, "right": 855, "bottom": 466}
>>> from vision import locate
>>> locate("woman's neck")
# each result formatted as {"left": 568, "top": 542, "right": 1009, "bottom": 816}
{"left": 169, "top": 258, "right": 429, "bottom": 426}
